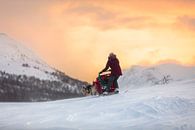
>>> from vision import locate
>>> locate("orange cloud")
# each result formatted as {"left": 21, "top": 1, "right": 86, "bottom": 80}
{"left": 1, "top": 0, "right": 195, "bottom": 82}
{"left": 50, "top": 0, "right": 195, "bottom": 30}
{"left": 61, "top": 2, "right": 152, "bottom": 30}
{"left": 176, "top": 15, "right": 195, "bottom": 31}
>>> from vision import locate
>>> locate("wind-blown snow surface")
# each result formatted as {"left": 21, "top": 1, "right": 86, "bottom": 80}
{"left": 0, "top": 79, "right": 195, "bottom": 130}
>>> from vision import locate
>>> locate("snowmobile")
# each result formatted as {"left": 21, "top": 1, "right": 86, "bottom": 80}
{"left": 82, "top": 71, "right": 118, "bottom": 96}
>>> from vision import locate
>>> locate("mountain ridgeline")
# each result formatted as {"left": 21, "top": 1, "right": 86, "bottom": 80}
{"left": 0, "top": 33, "right": 87, "bottom": 102}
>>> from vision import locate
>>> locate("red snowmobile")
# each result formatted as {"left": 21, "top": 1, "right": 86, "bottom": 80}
{"left": 82, "top": 71, "right": 117, "bottom": 96}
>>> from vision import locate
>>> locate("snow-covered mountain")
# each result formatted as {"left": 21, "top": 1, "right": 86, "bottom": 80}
{"left": 0, "top": 33, "right": 56, "bottom": 80}
{"left": 0, "top": 33, "right": 87, "bottom": 101}
{"left": 119, "top": 63, "right": 195, "bottom": 89}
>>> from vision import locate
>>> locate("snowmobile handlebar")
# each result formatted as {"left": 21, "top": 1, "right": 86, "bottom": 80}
{"left": 99, "top": 69, "right": 111, "bottom": 75}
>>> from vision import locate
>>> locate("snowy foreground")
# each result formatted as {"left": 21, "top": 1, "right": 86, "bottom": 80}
{"left": 1, "top": 80, "right": 195, "bottom": 130}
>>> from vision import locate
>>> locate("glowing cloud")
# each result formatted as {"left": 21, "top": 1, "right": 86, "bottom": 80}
{"left": 0, "top": 0, "right": 195, "bottom": 81}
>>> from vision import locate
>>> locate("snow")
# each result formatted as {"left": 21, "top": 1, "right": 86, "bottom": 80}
{"left": 0, "top": 78, "right": 195, "bottom": 130}
{"left": 118, "top": 63, "right": 195, "bottom": 89}
{"left": 0, "top": 34, "right": 57, "bottom": 80}
{"left": 0, "top": 33, "right": 195, "bottom": 130}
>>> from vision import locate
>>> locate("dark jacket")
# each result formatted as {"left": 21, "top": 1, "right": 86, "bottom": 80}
{"left": 101, "top": 56, "right": 122, "bottom": 76}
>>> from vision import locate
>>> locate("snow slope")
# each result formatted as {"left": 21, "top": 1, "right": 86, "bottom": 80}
{"left": 0, "top": 78, "right": 195, "bottom": 130}
{"left": 0, "top": 33, "right": 87, "bottom": 101}
{"left": 119, "top": 63, "right": 195, "bottom": 89}
{"left": 0, "top": 33, "right": 56, "bottom": 80}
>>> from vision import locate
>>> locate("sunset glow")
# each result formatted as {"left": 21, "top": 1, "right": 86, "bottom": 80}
{"left": 0, "top": 0, "right": 195, "bottom": 81}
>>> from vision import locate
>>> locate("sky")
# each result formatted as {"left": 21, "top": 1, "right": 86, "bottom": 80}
{"left": 0, "top": 0, "right": 195, "bottom": 82}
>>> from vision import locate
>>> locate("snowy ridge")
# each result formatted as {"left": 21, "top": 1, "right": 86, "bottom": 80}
{"left": 0, "top": 34, "right": 56, "bottom": 80}
{"left": 0, "top": 34, "right": 87, "bottom": 101}
{"left": 119, "top": 63, "right": 195, "bottom": 89}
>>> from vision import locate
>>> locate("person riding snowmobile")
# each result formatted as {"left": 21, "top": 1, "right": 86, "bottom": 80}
{"left": 99, "top": 52, "right": 122, "bottom": 94}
